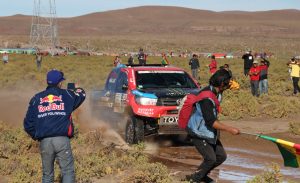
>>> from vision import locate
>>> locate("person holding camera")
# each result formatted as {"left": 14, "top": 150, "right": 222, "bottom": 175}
{"left": 24, "top": 69, "right": 86, "bottom": 183}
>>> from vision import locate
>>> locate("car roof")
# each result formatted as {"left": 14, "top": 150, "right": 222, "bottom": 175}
{"left": 123, "top": 64, "right": 185, "bottom": 72}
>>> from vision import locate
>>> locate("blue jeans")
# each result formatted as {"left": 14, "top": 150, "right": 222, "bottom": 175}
{"left": 40, "top": 136, "right": 75, "bottom": 183}
{"left": 259, "top": 79, "right": 268, "bottom": 94}
{"left": 250, "top": 80, "right": 259, "bottom": 97}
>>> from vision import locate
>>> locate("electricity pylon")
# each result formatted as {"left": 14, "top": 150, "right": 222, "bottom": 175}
{"left": 30, "top": 0, "right": 59, "bottom": 48}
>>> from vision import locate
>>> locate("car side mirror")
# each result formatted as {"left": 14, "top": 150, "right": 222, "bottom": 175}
{"left": 122, "top": 84, "right": 128, "bottom": 90}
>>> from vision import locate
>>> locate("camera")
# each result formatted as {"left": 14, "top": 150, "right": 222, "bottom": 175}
{"left": 67, "top": 83, "right": 75, "bottom": 90}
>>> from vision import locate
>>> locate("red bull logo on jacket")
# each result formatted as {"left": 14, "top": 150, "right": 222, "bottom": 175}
{"left": 40, "top": 94, "right": 62, "bottom": 104}
{"left": 38, "top": 95, "right": 64, "bottom": 113}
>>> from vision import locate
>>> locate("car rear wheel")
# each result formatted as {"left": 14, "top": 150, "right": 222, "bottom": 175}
{"left": 125, "top": 116, "right": 144, "bottom": 144}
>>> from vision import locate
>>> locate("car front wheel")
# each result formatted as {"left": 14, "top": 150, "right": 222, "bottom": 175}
{"left": 125, "top": 116, "right": 144, "bottom": 144}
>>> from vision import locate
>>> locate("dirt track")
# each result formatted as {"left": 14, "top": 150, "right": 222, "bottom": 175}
{"left": 146, "top": 117, "right": 300, "bottom": 182}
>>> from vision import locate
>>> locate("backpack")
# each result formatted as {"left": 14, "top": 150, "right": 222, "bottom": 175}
{"left": 178, "top": 90, "right": 220, "bottom": 129}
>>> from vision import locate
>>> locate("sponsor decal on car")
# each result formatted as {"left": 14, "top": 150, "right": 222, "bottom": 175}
{"left": 137, "top": 108, "right": 154, "bottom": 115}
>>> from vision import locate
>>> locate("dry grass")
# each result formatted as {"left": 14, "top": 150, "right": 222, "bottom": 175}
{"left": 1, "top": 53, "right": 300, "bottom": 121}
{"left": 0, "top": 121, "right": 172, "bottom": 183}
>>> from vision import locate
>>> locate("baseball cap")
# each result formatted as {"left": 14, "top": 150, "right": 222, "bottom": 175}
{"left": 47, "top": 69, "right": 65, "bottom": 85}
{"left": 253, "top": 60, "right": 259, "bottom": 64}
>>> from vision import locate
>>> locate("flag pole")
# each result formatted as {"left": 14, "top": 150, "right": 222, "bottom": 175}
{"left": 240, "top": 132, "right": 261, "bottom": 137}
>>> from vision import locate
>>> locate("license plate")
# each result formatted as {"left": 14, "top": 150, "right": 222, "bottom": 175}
{"left": 160, "top": 116, "right": 178, "bottom": 125}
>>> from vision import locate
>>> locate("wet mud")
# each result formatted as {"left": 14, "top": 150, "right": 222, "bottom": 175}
{"left": 146, "top": 133, "right": 300, "bottom": 182}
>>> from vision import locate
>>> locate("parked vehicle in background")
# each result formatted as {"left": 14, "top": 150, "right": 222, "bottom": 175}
{"left": 91, "top": 64, "right": 200, "bottom": 144}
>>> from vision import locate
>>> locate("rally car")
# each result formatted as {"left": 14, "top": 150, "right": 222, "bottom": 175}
{"left": 91, "top": 64, "right": 200, "bottom": 144}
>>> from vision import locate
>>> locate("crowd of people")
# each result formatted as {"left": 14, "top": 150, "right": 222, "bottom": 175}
{"left": 186, "top": 50, "right": 299, "bottom": 97}
{"left": 110, "top": 48, "right": 300, "bottom": 97}
{"left": 2, "top": 47, "right": 299, "bottom": 97}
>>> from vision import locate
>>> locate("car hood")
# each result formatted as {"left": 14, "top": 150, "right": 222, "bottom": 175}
{"left": 141, "top": 88, "right": 200, "bottom": 98}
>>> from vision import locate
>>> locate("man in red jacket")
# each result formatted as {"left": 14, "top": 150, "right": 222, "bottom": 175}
{"left": 248, "top": 60, "right": 261, "bottom": 97}
{"left": 208, "top": 55, "right": 217, "bottom": 75}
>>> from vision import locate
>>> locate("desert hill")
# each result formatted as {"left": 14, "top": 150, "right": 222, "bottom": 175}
{"left": 0, "top": 6, "right": 300, "bottom": 37}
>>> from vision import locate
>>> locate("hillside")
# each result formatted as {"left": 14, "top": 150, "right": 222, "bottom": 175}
{"left": 0, "top": 6, "right": 300, "bottom": 37}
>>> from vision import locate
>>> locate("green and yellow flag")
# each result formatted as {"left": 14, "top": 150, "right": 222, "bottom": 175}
{"left": 258, "top": 135, "right": 300, "bottom": 168}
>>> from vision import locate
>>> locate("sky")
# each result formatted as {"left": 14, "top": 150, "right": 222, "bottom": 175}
{"left": 0, "top": 0, "right": 299, "bottom": 17}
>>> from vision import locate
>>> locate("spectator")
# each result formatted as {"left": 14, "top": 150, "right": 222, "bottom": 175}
{"left": 287, "top": 57, "right": 300, "bottom": 95}
{"left": 127, "top": 54, "right": 134, "bottom": 65}
{"left": 137, "top": 48, "right": 147, "bottom": 65}
{"left": 223, "top": 64, "right": 232, "bottom": 78}
{"left": 208, "top": 55, "right": 217, "bottom": 75}
{"left": 242, "top": 50, "right": 254, "bottom": 76}
{"left": 36, "top": 52, "right": 43, "bottom": 71}
{"left": 113, "top": 56, "right": 121, "bottom": 67}
{"left": 249, "top": 60, "right": 261, "bottom": 97}
{"left": 189, "top": 54, "right": 200, "bottom": 80}
{"left": 259, "top": 58, "right": 270, "bottom": 95}
{"left": 221, "top": 64, "right": 240, "bottom": 90}
{"left": 24, "top": 69, "right": 86, "bottom": 183}
{"left": 161, "top": 53, "right": 169, "bottom": 65}
{"left": 2, "top": 52, "right": 8, "bottom": 64}
{"left": 262, "top": 52, "right": 267, "bottom": 59}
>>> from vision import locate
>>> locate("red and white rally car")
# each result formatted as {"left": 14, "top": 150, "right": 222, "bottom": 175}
{"left": 91, "top": 64, "right": 200, "bottom": 144}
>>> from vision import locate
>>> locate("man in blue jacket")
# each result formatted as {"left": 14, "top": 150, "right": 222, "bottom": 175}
{"left": 24, "top": 69, "right": 86, "bottom": 183}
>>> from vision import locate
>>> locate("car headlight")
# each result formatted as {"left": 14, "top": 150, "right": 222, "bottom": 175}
{"left": 135, "top": 97, "right": 157, "bottom": 106}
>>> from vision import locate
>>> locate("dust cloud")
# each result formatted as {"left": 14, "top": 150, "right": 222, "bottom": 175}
{"left": 0, "top": 84, "right": 39, "bottom": 126}
{"left": 144, "top": 142, "right": 159, "bottom": 155}
{"left": 0, "top": 85, "right": 128, "bottom": 148}
{"left": 76, "top": 98, "right": 128, "bottom": 148}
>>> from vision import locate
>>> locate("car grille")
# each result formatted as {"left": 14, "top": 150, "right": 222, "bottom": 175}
{"left": 157, "top": 97, "right": 181, "bottom": 106}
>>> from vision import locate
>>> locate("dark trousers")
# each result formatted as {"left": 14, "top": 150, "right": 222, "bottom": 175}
{"left": 244, "top": 69, "right": 250, "bottom": 76}
{"left": 250, "top": 80, "right": 259, "bottom": 97}
{"left": 139, "top": 59, "right": 146, "bottom": 65}
{"left": 292, "top": 77, "right": 300, "bottom": 94}
{"left": 191, "top": 138, "right": 227, "bottom": 181}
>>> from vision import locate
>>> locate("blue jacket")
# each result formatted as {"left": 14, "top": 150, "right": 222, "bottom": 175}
{"left": 187, "top": 102, "right": 218, "bottom": 144}
{"left": 24, "top": 86, "right": 86, "bottom": 140}
{"left": 186, "top": 86, "right": 220, "bottom": 144}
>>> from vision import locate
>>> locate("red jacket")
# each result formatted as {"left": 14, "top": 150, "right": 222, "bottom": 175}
{"left": 209, "top": 59, "right": 217, "bottom": 74}
{"left": 249, "top": 66, "right": 260, "bottom": 81}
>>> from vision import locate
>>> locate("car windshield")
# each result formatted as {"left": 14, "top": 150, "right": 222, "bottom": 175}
{"left": 136, "top": 70, "right": 197, "bottom": 89}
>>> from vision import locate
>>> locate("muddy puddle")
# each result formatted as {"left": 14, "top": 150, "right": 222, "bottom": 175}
{"left": 146, "top": 133, "right": 300, "bottom": 182}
